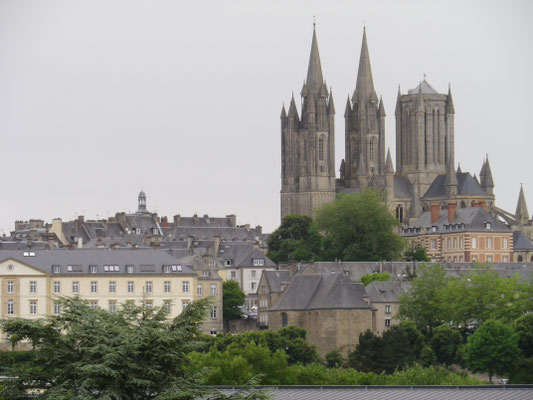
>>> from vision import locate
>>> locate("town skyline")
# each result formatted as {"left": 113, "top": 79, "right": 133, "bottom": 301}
{"left": 1, "top": 0, "right": 532, "bottom": 234}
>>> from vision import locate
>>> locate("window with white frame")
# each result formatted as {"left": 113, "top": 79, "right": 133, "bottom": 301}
{"left": 109, "top": 301, "right": 117, "bottom": 313}
{"left": 385, "top": 318, "right": 391, "bottom": 327}
{"left": 202, "top": 270, "right": 209, "bottom": 277}
{"left": 7, "top": 300, "right": 14, "bottom": 315}
{"left": 210, "top": 284, "right": 217, "bottom": 296}
{"left": 487, "top": 237, "right": 493, "bottom": 249}
{"left": 127, "top": 265, "right": 134, "bottom": 274}
{"left": 385, "top": 305, "right": 391, "bottom": 315}
{"left": 30, "top": 300, "right": 37, "bottom": 315}
{"left": 164, "top": 301, "right": 171, "bottom": 312}
{"left": 54, "top": 302, "right": 61, "bottom": 314}
{"left": 182, "top": 300, "right": 190, "bottom": 310}
{"left": 453, "top": 238, "right": 457, "bottom": 249}
{"left": 197, "top": 284, "right": 203, "bottom": 296}
{"left": 164, "top": 281, "right": 171, "bottom": 293}
{"left": 503, "top": 237, "right": 508, "bottom": 249}
{"left": 53, "top": 265, "right": 60, "bottom": 274}
{"left": 90, "top": 265, "right": 98, "bottom": 274}
{"left": 471, "top": 237, "right": 477, "bottom": 249}
{"left": 251, "top": 270, "right": 256, "bottom": 278}
{"left": 29, "top": 281, "right": 37, "bottom": 293}
{"left": 163, "top": 265, "right": 171, "bottom": 273}
{"left": 251, "top": 282, "right": 256, "bottom": 291}
{"left": 53, "top": 281, "right": 60, "bottom": 293}
{"left": 472, "top": 255, "right": 478, "bottom": 261}
{"left": 431, "top": 240, "right": 436, "bottom": 250}
{"left": 182, "top": 281, "right": 189, "bottom": 293}
{"left": 7, "top": 281, "right": 14, "bottom": 294}
{"left": 109, "top": 281, "right": 116, "bottom": 293}
{"left": 503, "top": 256, "right": 509, "bottom": 262}
{"left": 230, "top": 271, "right": 236, "bottom": 279}
{"left": 72, "top": 281, "right": 79, "bottom": 293}
{"left": 90, "top": 281, "right": 97, "bottom": 293}
{"left": 90, "top": 301, "right": 98, "bottom": 309}
{"left": 252, "top": 259, "right": 264, "bottom": 266}
{"left": 145, "top": 281, "right": 152, "bottom": 293}
{"left": 128, "top": 281, "right": 134, "bottom": 293}
{"left": 210, "top": 306, "right": 217, "bottom": 319}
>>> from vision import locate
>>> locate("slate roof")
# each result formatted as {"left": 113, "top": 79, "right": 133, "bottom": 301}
{"left": 408, "top": 79, "right": 439, "bottom": 94}
{"left": 405, "top": 207, "right": 510, "bottom": 234}
{"left": 513, "top": 231, "right": 533, "bottom": 251}
{"left": 0, "top": 248, "right": 194, "bottom": 275}
{"left": 423, "top": 172, "right": 487, "bottom": 199}
{"left": 212, "top": 386, "right": 533, "bottom": 400}
{"left": 365, "top": 281, "right": 411, "bottom": 303}
{"left": 218, "top": 242, "right": 276, "bottom": 268}
{"left": 263, "top": 270, "right": 290, "bottom": 293}
{"left": 271, "top": 273, "right": 371, "bottom": 311}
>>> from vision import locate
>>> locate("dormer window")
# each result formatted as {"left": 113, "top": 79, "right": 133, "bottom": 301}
{"left": 53, "top": 265, "right": 61, "bottom": 274}
{"left": 485, "top": 222, "right": 491, "bottom": 230}
{"left": 136, "top": 228, "right": 141, "bottom": 235}
{"left": 253, "top": 259, "right": 265, "bottom": 266}
{"left": 225, "top": 260, "right": 232, "bottom": 267}
{"left": 152, "top": 228, "right": 159, "bottom": 235}
{"left": 431, "top": 226, "right": 437, "bottom": 232}
{"left": 163, "top": 265, "right": 171, "bottom": 273}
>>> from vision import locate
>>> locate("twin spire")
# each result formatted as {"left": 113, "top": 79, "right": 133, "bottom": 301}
{"left": 352, "top": 27, "right": 377, "bottom": 106}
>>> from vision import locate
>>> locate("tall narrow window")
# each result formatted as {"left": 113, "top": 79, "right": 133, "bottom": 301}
{"left": 7, "top": 300, "right": 14, "bottom": 315}
{"left": 318, "top": 137, "right": 324, "bottom": 161}
{"left": 369, "top": 140, "right": 374, "bottom": 161}
{"left": 7, "top": 281, "right": 14, "bottom": 294}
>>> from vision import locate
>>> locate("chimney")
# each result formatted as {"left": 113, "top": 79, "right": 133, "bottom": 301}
{"left": 193, "top": 214, "right": 198, "bottom": 223}
{"left": 447, "top": 202, "right": 457, "bottom": 223}
{"left": 480, "top": 200, "right": 487, "bottom": 210}
{"left": 173, "top": 214, "right": 181, "bottom": 226}
{"left": 430, "top": 204, "right": 440, "bottom": 224}
{"left": 214, "top": 235, "right": 221, "bottom": 256}
{"left": 245, "top": 224, "right": 250, "bottom": 232}
{"left": 161, "top": 216, "right": 168, "bottom": 228}
{"left": 227, "top": 214, "right": 237, "bottom": 227}
{"left": 187, "top": 236, "right": 193, "bottom": 249}
{"left": 255, "top": 225, "right": 262, "bottom": 234}
{"left": 78, "top": 215, "right": 84, "bottom": 223}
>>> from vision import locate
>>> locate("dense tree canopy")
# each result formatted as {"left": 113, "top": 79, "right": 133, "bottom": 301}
{"left": 314, "top": 190, "right": 406, "bottom": 261}
{"left": 360, "top": 272, "right": 391, "bottom": 286}
{"left": 465, "top": 319, "right": 521, "bottom": 382}
{"left": 404, "top": 242, "right": 430, "bottom": 261}
{"left": 223, "top": 280, "right": 246, "bottom": 321}
{"left": 0, "top": 298, "right": 265, "bottom": 400}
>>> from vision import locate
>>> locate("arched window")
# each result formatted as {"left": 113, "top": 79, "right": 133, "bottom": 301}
{"left": 281, "top": 312, "right": 288, "bottom": 327}
{"left": 460, "top": 201, "right": 466, "bottom": 208}
{"left": 518, "top": 255, "right": 523, "bottom": 262}
{"left": 369, "top": 140, "right": 375, "bottom": 161}
{"left": 319, "top": 137, "right": 324, "bottom": 161}
{"left": 396, "top": 205, "right": 404, "bottom": 223}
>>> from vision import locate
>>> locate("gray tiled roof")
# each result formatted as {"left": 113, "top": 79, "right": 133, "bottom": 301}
{"left": 408, "top": 79, "right": 439, "bottom": 94}
{"left": 423, "top": 172, "right": 487, "bottom": 199}
{"left": 212, "top": 386, "right": 533, "bottom": 400}
{"left": 0, "top": 248, "right": 193, "bottom": 275}
{"left": 394, "top": 176, "right": 413, "bottom": 199}
{"left": 513, "top": 231, "right": 533, "bottom": 251}
{"left": 365, "top": 281, "right": 411, "bottom": 303}
{"left": 271, "top": 273, "right": 371, "bottom": 311}
{"left": 264, "top": 270, "right": 290, "bottom": 292}
{"left": 405, "top": 207, "right": 510, "bottom": 234}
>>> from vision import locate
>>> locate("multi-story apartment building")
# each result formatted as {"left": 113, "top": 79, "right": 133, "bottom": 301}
{"left": 0, "top": 248, "right": 223, "bottom": 345}
{"left": 402, "top": 202, "right": 513, "bottom": 263}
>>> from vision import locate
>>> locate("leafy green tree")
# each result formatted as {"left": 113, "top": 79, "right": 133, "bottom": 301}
{"left": 324, "top": 349, "right": 344, "bottom": 368}
{"left": 430, "top": 325, "right": 463, "bottom": 366}
{"left": 0, "top": 297, "right": 264, "bottom": 400}
{"left": 404, "top": 242, "right": 430, "bottom": 261}
{"left": 360, "top": 272, "right": 391, "bottom": 286}
{"left": 348, "top": 330, "right": 383, "bottom": 373}
{"left": 314, "top": 189, "right": 406, "bottom": 261}
{"left": 465, "top": 319, "right": 521, "bottom": 382}
{"left": 267, "top": 215, "right": 323, "bottom": 262}
{"left": 380, "top": 321, "right": 425, "bottom": 373}
{"left": 223, "top": 280, "right": 246, "bottom": 321}
{"left": 398, "top": 264, "right": 450, "bottom": 334}
{"left": 514, "top": 314, "right": 533, "bottom": 358}
{"left": 510, "top": 357, "right": 533, "bottom": 384}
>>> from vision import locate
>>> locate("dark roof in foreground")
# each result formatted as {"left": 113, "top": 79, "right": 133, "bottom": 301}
{"left": 211, "top": 385, "right": 533, "bottom": 400}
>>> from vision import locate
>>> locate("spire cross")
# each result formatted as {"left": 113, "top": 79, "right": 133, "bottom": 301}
{"left": 313, "top": 15, "right": 316, "bottom": 29}
{"left": 423, "top": 72, "right": 426, "bottom": 80}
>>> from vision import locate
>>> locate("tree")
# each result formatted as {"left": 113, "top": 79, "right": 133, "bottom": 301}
{"left": 430, "top": 325, "right": 463, "bottom": 366}
{"left": 325, "top": 350, "right": 343, "bottom": 368}
{"left": 314, "top": 189, "right": 406, "bottom": 261}
{"left": 404, "top": 242, "right": 430, "bottom": 261}
{"left": 465, "top": 319, "right": 521, "bottom": 382}
{"left": 0, "top": 297, "right": 266, "bottom": 399}
{"left": 360, "top": 272, "right": 391, "bottom": 286}
{"left": 398, "top": 264, "right": 450, "bottom": 334}
{"left": 267, "top": 215, "right": 323, "bottom": 262}
{"left": 348, "top": 330, "right": 382, "bottom": 373}
{"left": 514, "top": 314, "right": 533, "bottom": 358}
{"left": 223, "top": 280, "right": 246, "bottom": 321}
{"left": 380, "top": 321, "right": 425, "bottom": 373}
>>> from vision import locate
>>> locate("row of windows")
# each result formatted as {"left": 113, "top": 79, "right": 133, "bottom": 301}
{"left": 6, "top": 299, "right": 38, "bottom": 315}
{"left": 52, "top": 264, "right": 182, "bottom": 274}
{"left": 426, "top": 236, "right": 509, "bottom": 251}
{"left": 47, "top": 280, "right": 217, "bottom": 295}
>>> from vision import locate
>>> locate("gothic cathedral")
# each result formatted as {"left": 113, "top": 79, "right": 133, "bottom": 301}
{"left": 280, "top": 26, "right": 497, "bottom": 224}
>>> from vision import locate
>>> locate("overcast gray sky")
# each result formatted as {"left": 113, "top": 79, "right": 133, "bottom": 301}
{"left": 1, "top": 0, "right": 532, "bottom": 234}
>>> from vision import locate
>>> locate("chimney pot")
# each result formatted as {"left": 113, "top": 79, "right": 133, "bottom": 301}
{"left": 447, "top": 202, "right": 457, "bottom": 223}
{"left": 430, "top": 203, "right": 440, "bottom": 224}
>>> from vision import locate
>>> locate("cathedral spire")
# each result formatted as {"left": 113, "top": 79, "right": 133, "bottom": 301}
{"left": 305, "top": 24, "right": 324, "bottom": 97}
{"left": 480, "top": 155, "right": 494, "bottom": 193}
{"left": 352, "top": 27, "right": 375, "bottom": 105}
{"left": 515, "top": 184, "right": 529, "bottom": 224}
{"left": 344, "top": 95, "right": 351, "bottom": 118}
{"left": 446, "top": 84, "right": 455, "bottom": 114}
{"left": 288, "top": 93, "right": 299, "bottom": 119}
{"left": 328, "top": 89, "right": 335, "bottom": 114}
{"left": 395, "top": 85, "right": 402, "bottom": 115}
{"left": 378, "top": 96, "right": 386, "bottom": 117}
{"left": 280, "top": 104, "right": 287, "bottom": 119}
{"left": 385, "top": 148, "right": 394, "bottom": 174}
{"left": 456, "top": 163, "right": 462, "bottom": 174}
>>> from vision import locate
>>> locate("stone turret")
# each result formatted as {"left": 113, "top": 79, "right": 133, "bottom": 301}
{"left": 137, "top": 190, "right": 147, "bottom": 213}
{"left": 515, "top": 184, "right": 529, "bottom": 226}
{"left": 480, "top": 155, "right": 494, "bottom": 195}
